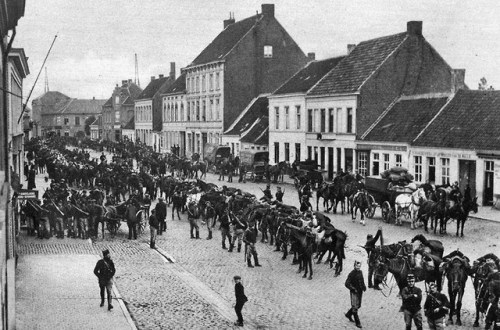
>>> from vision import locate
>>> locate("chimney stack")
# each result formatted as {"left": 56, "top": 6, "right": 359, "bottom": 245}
{"left": 159, "top": 74, "right": 164, "bottom": 79}
{"left": 407, "top": 21, "right": 422, "bottom": 36}
{"left": 451, "top": 69, "right": 466, "bottom": 93}
{"left": 223, "top": 12, "right": 235, "bottom": 29}
{"left": 261, "top": 4, "right": 275, "bottom": 17}
{"left": 347, "top": 44, "right": 356, "bottom": 55}
{"left": 121, "top": 80, "right": 127, "bottom": 86}
{"left": 128, "top": 79, "right": 132, "bottom": 84}
{"left": 151, "top": 76, "right": 155, "bottom": 82}
{"left": 170, "top": 62, "right": 176, "bottom": 79}
{"left": 307, "top": 52, "right": 316, "bottom": 61}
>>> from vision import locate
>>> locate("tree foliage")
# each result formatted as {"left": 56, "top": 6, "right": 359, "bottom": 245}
{"left": 84, "top": 115, "right": 96, "bottom": 135}
{"left": 478, "top": 77, "right": 494, "bottom": 90}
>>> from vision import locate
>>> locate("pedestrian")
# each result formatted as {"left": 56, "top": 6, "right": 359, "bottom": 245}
{"left": 187, "top": 201, "right": 200, "bottom": 239}
{"left": 93, "top": 249, "right": 116, "bottom": 311}
{"left": 401, "top": 273, "right": 423, "bottom": 330}
{"left": 124, "top": 201, "right": 138, "bottom": 240}
{"left": 344, "top": 260, "right": 366, "bottom": 328}
{"left": 300, "top": 195, "right": 312, "bottom": 213}
{"left": 233, "top": 275, "right": 248, "bottom": 327}
{"left": 275, "top": 186, "right": 284, "bottom": 203}
{"left": 171, "top": 191, "right": 182, "bottom": 220}
{"left": 155, "top": 197, "right": 167, "bottom": 234}
{"left": 219, "top": 208, "right": 232, "bottom": 249}
{"left": 243, "top": 222, "right": 262, "bottom": 268}
{"left": 149, "top": 209, "right": 159, "bottom": 249}
{"left": 423, "top": 282, "right": 450, "bottom": 330}
{"left": 228, "top": 211, "right": 247, "bottom": 253}
{"left": 27, "top": 166, "right": 36, "bottom": 190}
{"left": 364, "top": 226, "right": 383, "bottom": 290}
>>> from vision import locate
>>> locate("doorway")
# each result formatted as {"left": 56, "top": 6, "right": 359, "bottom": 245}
{"left": 328, "top": 147, "right": 334, "bottom": 180}
{"left": 458, "top": 159, "right": 476, "bottom": 201}
{"left": 484, "top": 161, "right": 494, "bottom": 206}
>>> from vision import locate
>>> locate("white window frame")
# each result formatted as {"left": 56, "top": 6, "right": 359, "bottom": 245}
{"left": 441, "top": 158, "right": 450, "bottom": 185}
{"left": 264, "top": 45, "right": 273, "bottom": 58}
{"left": 414, "top": 156, "right": 423, "bottom": 182}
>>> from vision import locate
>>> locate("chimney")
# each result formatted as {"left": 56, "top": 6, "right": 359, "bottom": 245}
{"left": 261, "top": 4, "right": 275, "bottom": 17}
{"left": 93, "top": 96, "right": 95, "bottom": 100}
{"left": 407, "top": 21, "right": 422, "bottom": 36}
{"left": 121, "top": 80, "right": 127, "bottom": 86}
{"left": 170, "top": 62, "right": 176, "bottom": 79}
{"left": 451, "top": 69, "right": 466, "bottom": 93}
{"left": 307, "top": 52, "right": 315, "bottom": 61}
{"left": 151, "top": 76, "right": 155, "bottom": 82}
{"left": 347, "top": 44, "right": 356, "bottom": 55}
{"left": 128, "top": 79, "right": 132, "bottom": 84}
{"left": 159, "top": 74, "right": 164, "bottom": 79}
{"left": 223, "top": 12, "right": 235, "bottom": 29}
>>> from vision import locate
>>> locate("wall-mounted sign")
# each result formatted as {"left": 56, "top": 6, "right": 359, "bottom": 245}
{"left": 17, "top": 189, "right": 38, "bottom": 200}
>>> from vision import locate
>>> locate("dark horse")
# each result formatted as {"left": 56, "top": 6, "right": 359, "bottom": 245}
{"left": 316, "top": 182, "right": 336, "bottom": 212}
{"left": 470, "top": 254, "right": 500, "bottom": 328}
{"left": 317, "top": 228, "right": 347, "bottom": 276}
{"left": 446, "top": 196, "right": 478, "bottom": 237}
{"left": 440, "top": 251, "right": 470, "bottom": 326}
{"left": 288, "top": 227, "right": 316, "bottom": 280}
{"left": 350, "top": 190, "right": 371, "bottom": 224}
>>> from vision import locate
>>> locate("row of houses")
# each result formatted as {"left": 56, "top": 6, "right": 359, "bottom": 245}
{"left": 31, "top": 4, "right": 500, "bottom": 207}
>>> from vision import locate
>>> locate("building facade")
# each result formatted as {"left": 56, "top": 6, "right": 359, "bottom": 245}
{"left": 161, "top": 72, "right": 187, "bottom": 155}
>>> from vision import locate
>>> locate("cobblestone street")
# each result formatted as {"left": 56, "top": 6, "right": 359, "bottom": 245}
{"left": 16, "top": 159, "right": 500, "bottom": 329}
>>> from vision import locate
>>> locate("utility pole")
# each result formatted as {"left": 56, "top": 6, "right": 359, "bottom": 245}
{"left": 135, "top": 53, "right": 140, "bottom": 87}
{"left": 44, "top": 67, "right": 49, "bottom": 93}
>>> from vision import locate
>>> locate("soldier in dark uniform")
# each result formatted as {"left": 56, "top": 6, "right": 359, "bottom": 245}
{"left": 300, "top": 195, "right": 312, "bottom": 213}
{"left": 171, "top": 191, "right": 183, "bottom": 220}
{"left": 233, "top": 275, "right": 248, "bottom": 327}
{"left": 345, "top": 260, "right": 366, "bottom": 328}
{"left": 228, "top": 211, "right": 247, "bottom": 253}
{"left": 365, "top": 227, "right": 383, "bottom": 290}
{"left": 260, "top": 184, "right": 272, "bottom": 202}
{"left": 275, "top": 186, "right": 284, "bottom": 203}
{"left": 155, "top": 197, "right": 167, "bottom": 234}
{"left": 219, "top": 209, "right": 232, "bottom": 249}
{"left": 401, "top": 273, "right": 423, "bottom": 330}
{"left": 93, "top": 249, "right": 116, "bottom": 311}
{"left": 243, "top": 222, "right": 262, "bottom": 268}
{"left": 423, "top": 282, "right": 450, "bottom": 330}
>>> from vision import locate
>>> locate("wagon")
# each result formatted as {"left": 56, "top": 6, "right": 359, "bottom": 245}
{"left": 204, "top": 143, "right": 231, "bottom": 173}
{"left": 364, "top": 176, "right": 414, "bottom": 223}
{"left": 293, "top": 169, "right": 325, "bottom": 189}
{"left": 239, "top": 150, "right": 269, "bottom": 182}
{"left": 103, "top": 202, "right": 149, "bottom": 237}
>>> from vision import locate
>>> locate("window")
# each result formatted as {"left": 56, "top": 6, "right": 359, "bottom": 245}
{"left": 357, "top": 151, "right": 368, "bottom": 177}
{"left": 75, "top": 117, "right": 80, "bottom": 126}
{"left": 216, "top": 73, "right": 220, "bottom": 90}
{"left": 296, "top": 106, "right": 301, "bottom": 130}
{"left": 285, "top": 106, "right": 289, "bottom": 129}
{"left": 275, "top": 107, "right": 280, "bottom": 130}
{"left": 56, "top": 116, "right": 61, "bottom": 125}
{"left": 336, "top": 108, "right": 342, "bottom": 132}
{"left": 347, "top": 107, "right": 353, "bottom": 133}
{"left": 274, "top": 142, "right": 279, "bottom": 163}
{"left": 320, "top": 109, "right": 326, "bottom": 132}
{"left": 383, "top": 153, "right": 390, "bottom": 171}
{"left": 414, "top": 156, "right": 422, "bottom": 182}
{"left": 441, "top": 158, "right": 450, "bottom": 185}
{"left": 115, "top": 96, "right": 120, "bottom": 105}
{"left": 328, "top": 108, "right": 334, "bottom": 132}
{"left": 395, "top": 154, "right": 402, "bottom": 167}
{"left": 216, "top": 99, "right": 220, "bottom": 120}
{"left": 295, "top": 143, "right": 301, "bottom": 161}
{"left": 307, "top": 109, "right": 313, "bottom": 132}
{"left": 427, "top": 157, "right": 436, "bottom": 183}
{"left": 372, "top": 153, "right": 380, "bottom": 176}
{"left": 196, "top": 101, "right": 200, "bottom": 121}
{"left": 209, "top": 99, "right": 214, "bottom": 121}
{"left": 202, "top": 100, "right": 206, "bottom": 121}
{"left": 264, "top": 45, "right": 273, "bottom": 58}
{"left": 64, "top": 117, "right": 69, "bottom": 125}
{"left": 115, "top": 111, "right": 120, "bottom": 122}
{"left": 209, "top": 74, "right": 213, "bottom": 90}
{"left": 284, "top": 143, "right": 290, "bottom": 162}
{"left": 202, "top": 75, "right": 206, "bottom": 92}
{"left": 196, "top": 76, "right": 200, "bottom": 92}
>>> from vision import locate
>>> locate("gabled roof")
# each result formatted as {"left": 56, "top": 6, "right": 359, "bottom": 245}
{"left": 363, "top": 95, "right": 449, "bottom": 143}
{"left": 137, "top": 77, "right": 173, "bottom": 100}
{"left": 413, "top": 90, "right": 500, "bottom": 150}
{"left": 90, "top": 115, "right": 102, "bottom": 126}
{"left": 127, "top": 83, "right": 143, "bottom": 100}
{"left": 33, "top": 91, "right": 70, "bottom": 106}
{"left": 56, "top": 98, "right": 107, "bottom": 114}
{"left": 122, "top": 96, "right": 134, "bottom": 106}
{"left": 164, "top": 73, "right": 186, "bottom": 95}
{"left": 273, "top": 56, "right": 345, "bottom": 95}
{"left": 189, "top": 14, "right": 261, "bottom": 67}
{"left": 308, "top": 32, "right": 408, "bottom": 95}
{"left": 241, "top": 118, "right": 268, "bottom": 145}
{"left": 224, "top": 95, "right": 268, "bottom": 135}
{"left": 123, "top": 116, "right": 135, "bottom": 130}
{"left": 103, "top": 97, "right": 113, "bottom": 107}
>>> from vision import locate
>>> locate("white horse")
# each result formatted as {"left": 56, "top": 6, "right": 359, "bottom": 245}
{"left": 395, "top": 193, "right": 412, "bottom": 225}
{"left": 410, "top": 188, "right": 427, "bottom": 229}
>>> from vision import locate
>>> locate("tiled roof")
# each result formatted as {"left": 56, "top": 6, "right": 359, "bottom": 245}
{"left": 90, "top": 115, "right": 102, "bottom": 126}
{"left": 164, "top": 73, "right": 186, "bottom": 94}
{"left": 413, "top": 90, "right": 500, "bottom": 150}
{"left": 122, "top": 96, "right": 134, "bottom": 106}
{"left": 363, "top": 95, "right": 449, "bottom": 143}
{"left": 241, "top": 118, "right": 268, "bottom": 145}
{"left": 137, "top": 77, "right": 173, "bottom": 100}
{"left": 189, "top": 15, "right": 261, "bottom": 67}
{"left": 57, "top": 98, "right": 107, "bottom": 114}
{"left": 225, "top": 96, "right": 268, "bottom": 135}
{"left": 103, "top": 97, "right": 113, "bottom": 107}
{"left": 273, "top": 56, "right": 345, "bottom": 95}
{"left": 127, "top": 83, "right": 143, "bottom": 100}
{"left": 33, "top": 91, "right": 70, "bottom": 105}
{"left": 123, "top": 116, "right": 135, "bottom": 130}
{"left": 308, "top": 32, "right": 408, "bottom": 95}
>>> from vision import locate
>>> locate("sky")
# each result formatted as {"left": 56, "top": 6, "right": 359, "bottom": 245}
{"left": 14, "top": 0, "right": 500, "bottom": 103}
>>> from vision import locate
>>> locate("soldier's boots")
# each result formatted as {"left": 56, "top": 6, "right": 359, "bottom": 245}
{"left": 237, "top": 243, "right": 241, "bottom": 253}
{"left": 254, "top": 256, "right": 262, "bottom": 267}
{"left": 222, "top": 242, "right": 227, "bottom": 249}
{"left": 150, "top": 241, "right": 155, "bottom": 249}
{"left": 228, "top": 244, "right": 234, "bottom": 252}
{"left": 353, "top": 312, "right": 362, "bottom": 328}
{"left": 195, "top": 230, "right": 200, "bottom": 239}
{"left": 247, "top": 259, "right": 254, "bottom": 268}
{"left": 206, "top": 231, "right": 212, "bottom": 240}
{"left": 190, "top": 229, "right": 195, "bottom": 239}
{"left": 345, "top": 309, "right": 354, "bottom": 322}
{"left": 100, "top": 298, "right": 105, "bottom": 307}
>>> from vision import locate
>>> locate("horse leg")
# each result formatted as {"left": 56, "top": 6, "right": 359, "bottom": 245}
{"left": 449, "top": 291, "right": 456, "bottom": 324}
{"left": 456, "top": 292, "right": 463, "bottom": 326}
{"left": 308, "top": 256, "right": 313, "bottom": 280}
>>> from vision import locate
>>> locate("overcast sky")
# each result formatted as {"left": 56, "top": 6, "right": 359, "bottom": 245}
{"left": 14, "top": 0, "right": 500, "bottom": 102}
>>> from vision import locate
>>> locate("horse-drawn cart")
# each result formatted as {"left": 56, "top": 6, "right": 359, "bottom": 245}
{"left": 102, "top": 202, "right": 149, "bottom": 237}
{"left": 204, "top": 143, "right": 231, "bottom": 173}
{"left": 239, "top": 150, "right": 269, "bottom": 182}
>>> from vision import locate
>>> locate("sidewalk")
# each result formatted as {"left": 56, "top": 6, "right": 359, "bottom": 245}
{"left": 16, "top": 253, "right": 136, "bottom": 330}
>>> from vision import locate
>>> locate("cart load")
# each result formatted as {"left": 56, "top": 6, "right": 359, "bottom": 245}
{"left": 204, "top": 143, "right": 231, "bottom": 164}
{"left": 239, "top": 150, "right": 269, "bottom": 182}
{"left": 380, "top": 166, "right": 414, "bottom": 186}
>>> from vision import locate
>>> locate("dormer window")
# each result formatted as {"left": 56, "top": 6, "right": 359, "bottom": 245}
{"left": 115, "top": 96, "right": 120, "bottom": 105}
{"left": 264, "top": 45, "right": 273, "bottom": 58}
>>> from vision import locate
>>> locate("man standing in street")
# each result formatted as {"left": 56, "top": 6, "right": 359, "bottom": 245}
{"left": 94, "top": 249, "right": 116, "bottom": 311}
{"left": 149, "top": 209, "right": 159, "bottom": 249}
{"left": 344, "top": 260, "right": 366, "bottom": 328}
{"left": 275, "top": 186, "right": 284, "bottom": 203}
{"left": 401, "top": 274, "right": 423, "bottom": 330}
{"left": 423, "top": 282, "right": 449, "bottom": 330}
{"left": 364, "top": 226, "right": 383, "bottom": 290}
{"left": 124, "top": 201, "right": 138, "bottom": 240}
{"left": 243, "top": 222, "right": 262, "bottom": 268}
{"left": 219, "top": 208, "right": 232, "bottom": 249}
{"left": 233, "top": 275, "right": 248, "bottom": 327}
{"left": 155, "top": 197, "right": 167, "bottom": 235}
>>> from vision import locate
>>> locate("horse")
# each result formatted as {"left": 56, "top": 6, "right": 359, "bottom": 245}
{"left": 409, "top": 188, "right": 427, "bottom": 229}
{"left": 470, "top": 254, "right": 500, "bottom": 327}
{"left": 446, "top": 196, "right": 478, "bottom": 237}
{"left": 350, "top": 190, "right": 371, "bottom": 225}
{"left": 394, "top": 193, "right": 412, "bottom": 226}
{"left": 288, "top": 227, "right": 315, "bottom": 280}
{"left": 191, "top": 161, "right": 208, "bottom": 180}
{"left": 440, "top": 251, "right": 470, "bottom": 326}
{"left": 432, "top": 188, "right": 449, "bottom": 235}
{"left": 316, "top": 182, "right": 336, "bottom": 212}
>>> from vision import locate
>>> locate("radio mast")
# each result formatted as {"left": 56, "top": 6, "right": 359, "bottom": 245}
{"left": 44, "top": 67, "right": 49, "bottom": 93}
{"left": 134, "top": 53, "right": 140, "bottom": 87}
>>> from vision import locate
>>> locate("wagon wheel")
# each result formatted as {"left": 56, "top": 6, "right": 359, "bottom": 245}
{"left": 251, "top": 173, "right": 256, "bottom": 182}
{"left": 381, "top": 201, "right": 391, "bottom": 222}
{"left": 365, "top": 195, "right": 376, "bottom": 218}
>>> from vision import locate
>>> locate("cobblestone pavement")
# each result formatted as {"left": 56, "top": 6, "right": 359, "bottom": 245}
{"left": 19, "top": 148, "right": 499, "bottom": 329}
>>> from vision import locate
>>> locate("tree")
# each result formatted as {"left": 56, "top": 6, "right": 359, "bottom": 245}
{"left": 84, "top": 115, "right": 96, "bottom": 136}
{"left": 478, "top": 77, "right": 494, "bottom": 90}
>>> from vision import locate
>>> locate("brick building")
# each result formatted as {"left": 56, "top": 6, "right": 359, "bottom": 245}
{"left": 176, "top": 4, "right": 307, "bottom": 158}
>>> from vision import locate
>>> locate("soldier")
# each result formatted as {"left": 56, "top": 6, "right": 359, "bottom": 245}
{"left": 423, "top": 282, "right": 450, "bottom": 330}
{"left": 275, "top": 186, "right": 284, "bottom": 203}
{"left": 300, "top": 195, "right": 312, "bottom": 213}
{"left": 187, "top": 201, "right": 200, "bottom": 239}
{"left": 260, "top": 184, "right": 272, "bottom": 202}
{"left": 124, "top": 201, "right": 138, "bottom": 240}
{"left": 345, "top": 260, "right": 366, "bottom": 328}
{"left": 171, "top": 191, "right": 183, "bottom": 220}
{"left": 149, "top": 209, "right": 159, "bottom": 249}
{"left": 93, "top": 249, "right": 116, "bottom": 311}
{"left": 401, "top": 273, "right": 423, "bottom": 330}
{"left": 364, "top": 227, "right": 383, "bottom": 290}
{"left": 228, "top": 211, "right": 247, "bottom": 253}
{"left": 155, "top": 197, "right": 167, "bottom": 235}
{"left": 243, "top": 222, "right": 262, "bottom": 268}
{"left": 233, "top": 275, "right": 248, "bottom": 327}
{"left": 219, "top": 208, "right": 232, "bottom": 249}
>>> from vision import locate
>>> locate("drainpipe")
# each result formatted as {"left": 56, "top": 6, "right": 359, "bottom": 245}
{"left": 1, "top": 28, "right": 16, "bottom": 178}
